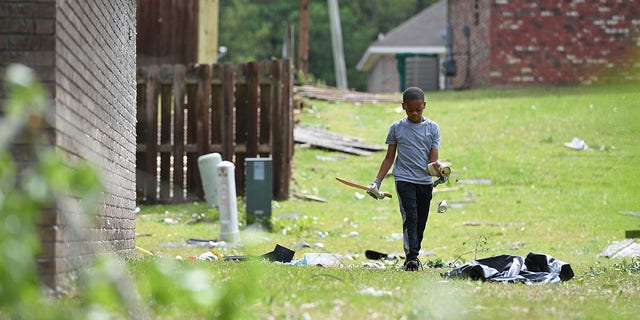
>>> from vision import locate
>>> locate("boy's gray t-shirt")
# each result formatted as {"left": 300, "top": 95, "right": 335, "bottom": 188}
{"left": 385, "top": 117, "right": 440, "bottom": 185}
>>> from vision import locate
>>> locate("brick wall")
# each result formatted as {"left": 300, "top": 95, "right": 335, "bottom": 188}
{"left": 450, "top": 0, "right": 640, "bottom": 87}
{"left": 449, "top": 0, "right": 492, "bottom": 88}
{"left": 0, "top": 0, "right": 137, "bottom": 289}
{"left": 0, "top": 0, "right": 56, "bottom": 98}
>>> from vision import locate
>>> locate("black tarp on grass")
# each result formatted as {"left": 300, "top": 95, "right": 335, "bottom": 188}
{"left": 442, "top": 252, "right": 574, "bottom": 284}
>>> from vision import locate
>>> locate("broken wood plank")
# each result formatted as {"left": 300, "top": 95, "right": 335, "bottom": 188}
{"left": 293, "top": 126, "right": 385, "bottom": 156}
{"left": 297, "top": 125, "right": 364, "bottom": 142}
{"left": 295, "top": 85, "right": 400, "bottom": 104}
{"left": 293, "top": 193, "right": 327, "bottom": 203}
{"left": 295, "top": 134, "right": 372, "bottom": 155}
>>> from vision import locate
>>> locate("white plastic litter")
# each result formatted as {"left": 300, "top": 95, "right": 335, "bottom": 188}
{"left": 163, "top": 218, "right": 178, "bottom": 225}
{"left": 358, "top": 287, "right": 393, "bottom": 296}
{"left": 295, "top": 253, "right": 342, "bottom": 267}
{"left": 564, "top": 137, "right": 588, "bottom": 150}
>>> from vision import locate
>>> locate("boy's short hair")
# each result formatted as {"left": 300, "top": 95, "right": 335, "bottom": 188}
{"left": 402, "top": 87, "right": 425, "bottom": 103}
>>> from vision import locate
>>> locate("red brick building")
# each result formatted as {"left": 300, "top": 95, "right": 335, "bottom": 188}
{"left": 0, "top": 0, "right": 137, "bottom": 289}
{"left": 448, "top": 0, "right": 640, "bottom": 88}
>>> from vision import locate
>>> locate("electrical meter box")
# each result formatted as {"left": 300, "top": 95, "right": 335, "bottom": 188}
{"left": 245, "top": 158, "right": 272, "bottom": 227}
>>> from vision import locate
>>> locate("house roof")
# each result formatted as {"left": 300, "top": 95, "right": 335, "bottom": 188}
{"left": 356, "top": 0, "right": 447, "bottom": 71}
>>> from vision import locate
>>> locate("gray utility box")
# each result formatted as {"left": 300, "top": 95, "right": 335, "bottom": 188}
{"left": 245, "top": 158, "right": 272, "bottom": 226}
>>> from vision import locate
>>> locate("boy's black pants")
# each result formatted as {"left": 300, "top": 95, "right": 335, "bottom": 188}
{"left": 396, "top": 181, "right": 433, "bottom": 260}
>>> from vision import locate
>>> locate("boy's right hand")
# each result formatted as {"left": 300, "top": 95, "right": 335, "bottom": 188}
{"left": 366, "top": 178, "right": 385, "bottom": 200}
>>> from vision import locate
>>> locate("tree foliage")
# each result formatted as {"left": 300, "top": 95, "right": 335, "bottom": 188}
{"left": 218, "top": 0, "right": 437, "bottom": 91}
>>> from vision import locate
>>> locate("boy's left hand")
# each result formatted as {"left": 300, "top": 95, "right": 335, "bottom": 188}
{"left": 433, "top": 176, "right": 447, "bottom": 188}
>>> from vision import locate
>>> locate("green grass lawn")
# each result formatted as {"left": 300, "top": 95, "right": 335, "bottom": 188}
{"left": 131, "top": 83, "right": 639, "bottom": 319}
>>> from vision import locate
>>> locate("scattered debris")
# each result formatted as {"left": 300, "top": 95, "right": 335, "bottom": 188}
{"left": 163, "top": 218, "right": 178, "bottom": 225}
{"left": 160, "top": 238, "right": 224, "bottom": 248}
{"left": 437, "top": 200, "right": 447, "bottom": 213}
{"left": 433, "top": 186, "right": 460, "bottom": 193}
{"left": 187, "top": 238, "right": 220, "bottom": 246}
{"left": 389, "top": 233, "right": 403, "bottom": 240}
{"left": 294, "top": 125, "right": 384, "bottom": 156}
{"left": 189, "top": 250, "right": 223, "bottom": 261}
{"left": 262, "top": 244, "right": 296, "bottom": 263}
{"left": 442, "top": 252, "right": 574, "bottom": 284}
{"left": 362, "top": 262, "right": 386, "bottom": 269}
{"left": 315, "top": 155, "right": 347, "bottom": 161}
{"left": 419, "top": 250, "right": 436, "bottom": 257}
{"left": 220, "top": 244, "right": 296, "bottom": 263}
{"left": 186, "top": 213, "right": 208, "bottom": 224}
{"left": 598, "top": 238, "right": 640, "bottom": 258}
{"left": 293, "top": 193, "right": 327, "bottom": 203}
{"left": 295, "top": 253, "right": 343, "bottom": 267}
{"left": 450, "top": 197, "right": 475, "bottom": 203}
{"left": 295, "top": 85, "right": 399, "bottom": 104}
{"left": 448, "top": 203, "right": 465, "bottom": 209}
{"left": 161, "top": 242, "right": 191, "bottom": 248}
{"left": 358, "top": 287, "right": 393, "bottom": 296}
{"left": 278, "top": 212, "right": 302, "bottom": 220}
{"left": 620, "top": 211, "right": 640, "bottom": 217}
{"left": 457, "top": 178, "right": 492, "bottom": 185}
{"left": 564, "top": 137, "right": 589, "bottom": 150}
{"left": 293, "top": 241, "right": 312, "bottom": 249}
{"left": 365, "top": 250, "right": 404, "bottom": 260}
{"left": 462, "top": 221, "right": 524, "bottom": 227}
{"left": 626, "top": 230, "right": 640, "bottom": 238}
{"left": 135, "top": 245, "right": 153, "bottom": 256}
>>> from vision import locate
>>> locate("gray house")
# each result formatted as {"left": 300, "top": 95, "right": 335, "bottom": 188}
{"left": 356, "top": 0, "right": 447, "bottom": 93}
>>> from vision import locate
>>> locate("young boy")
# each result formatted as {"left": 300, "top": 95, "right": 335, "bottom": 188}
{"left": 366, "top": 87, "right": 445, "bottom": 271}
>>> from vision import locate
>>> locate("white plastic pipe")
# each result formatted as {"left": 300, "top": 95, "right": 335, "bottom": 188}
{"left": 217, "top": 161, "right": 239, "bottom": 243}
{"left": 198, "top": 153, "right": 222, "bottom": 207}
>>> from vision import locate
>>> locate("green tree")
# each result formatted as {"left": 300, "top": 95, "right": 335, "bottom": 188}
{"left": 219, "top": 0, "right": 435, "bottom": 91}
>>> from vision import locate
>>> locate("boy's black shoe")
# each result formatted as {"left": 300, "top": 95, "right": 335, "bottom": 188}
{"left": 404, "top": 258, "right": 420, "bottom": 271}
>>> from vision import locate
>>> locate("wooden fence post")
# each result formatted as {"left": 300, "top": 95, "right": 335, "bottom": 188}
{"left": 187, "top": 64, "right": 211, "bottom": 200}
{"left": 185, "top": 66, "right": 198, "bottom": 200}
{"left": 246, "top": 61, "right": 260, "bottom": 158}
{"left": 211, "top": 64, "right": 223, "bottom": 154}
{"left": 159, "top": 65, "right": 173, "bottom": 201}
{"left": 270, "top": 60, "right": 286, "bottom": 200}
{"left": 221, "top": 63, "right": 235, "bottom": 161}
{"left": 136, "top": 70, "right": 147, "bottom": 201}
{"left": 278, "top": 59, "right": 293, "bottom": 200}
{"left": 144, "top": 65, "right": 160, "bottom": 203}
{"left": 172, "top": 64, "right": 186, "bottom": 202}
{"left": 258, "top": 61, "right": 272, "bottom": 159}
{"left": 281, "top": 58, "right": 293, "bottom": 199}
{"left": 235, "top": 63, "right": 248, "bottom": 193}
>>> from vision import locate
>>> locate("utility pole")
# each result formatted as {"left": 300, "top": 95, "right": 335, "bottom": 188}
{"left": 298, "top": 0, "right": 310, "bottom": 79}
{"left": 327, "top": 0, "right": 347, "bottom": 89}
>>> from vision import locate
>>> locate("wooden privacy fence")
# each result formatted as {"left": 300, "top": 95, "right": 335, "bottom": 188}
{"left": 136, "top": 59, "right": 293, "bottom": 204}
